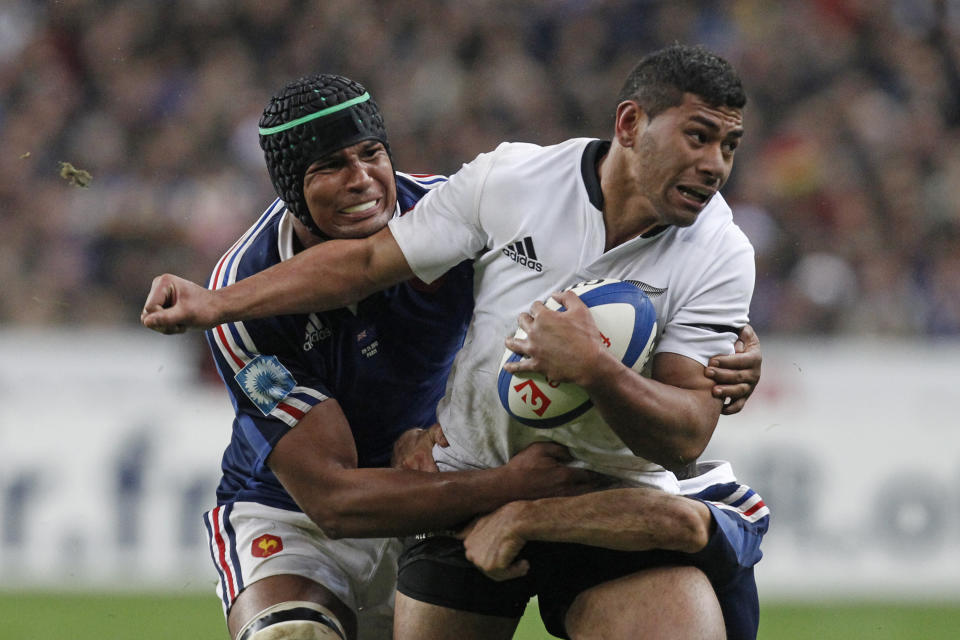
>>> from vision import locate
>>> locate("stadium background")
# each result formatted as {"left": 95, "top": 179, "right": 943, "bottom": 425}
{"left": 2, "top": 1, "right": 959, "bottom": 638}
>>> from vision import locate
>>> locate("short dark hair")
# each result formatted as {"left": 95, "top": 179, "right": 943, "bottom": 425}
{"left": 258, "top": 74, "right": 390, "bottom": 235}
{"left": 617, "top": 44, "right": 746, "bottom": 119}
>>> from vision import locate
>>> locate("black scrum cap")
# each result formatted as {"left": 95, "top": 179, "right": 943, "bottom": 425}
{"left": 259, "top": 74, "right": 389, "bottom": 235}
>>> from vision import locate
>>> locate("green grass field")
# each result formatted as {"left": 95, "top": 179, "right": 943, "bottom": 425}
{"left": 1, "top": 592, "right": 958, "bottom": 639}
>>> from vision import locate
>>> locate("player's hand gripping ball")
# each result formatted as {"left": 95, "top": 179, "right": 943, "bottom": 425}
{"left": 498, "top": 279, "right": 658, "bottom": 427}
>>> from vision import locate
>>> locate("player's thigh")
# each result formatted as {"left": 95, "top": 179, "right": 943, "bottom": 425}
{"left": 393, "top": 591, "right": 518, "bottom": 640}
{"left": 564, "top": 565, "right": 725, "bottom": 640}
{"left": 227, "top": 573, "right": 357, "bottom": 639}
{"left": 395, "top": 535, "right": 531, "bottom": 640}
{"left": 207, "top": 502, "right": 398, "bottom": 640}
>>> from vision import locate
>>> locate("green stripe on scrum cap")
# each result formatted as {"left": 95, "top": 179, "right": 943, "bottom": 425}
{"left": 258, "top": 92, "right": 371, "bottom": 136}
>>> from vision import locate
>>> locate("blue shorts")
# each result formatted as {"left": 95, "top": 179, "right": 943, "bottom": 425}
{"left": 396, "top": 478, "right": 769, "bottom": 640}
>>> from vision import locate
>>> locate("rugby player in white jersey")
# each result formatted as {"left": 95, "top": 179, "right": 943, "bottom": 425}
{"left": 143, "top": 46, "right": 767, "bottom": 640}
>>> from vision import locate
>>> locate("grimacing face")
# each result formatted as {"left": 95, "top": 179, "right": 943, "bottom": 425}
{"left": 302, "top": 140, "right": 397, "bottom": 240}
{"left": 630, "top": 92, "right": 743, "bottom": 228}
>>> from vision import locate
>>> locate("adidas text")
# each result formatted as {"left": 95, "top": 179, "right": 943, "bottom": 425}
{"left": 503, "top": 236, "right": 543, "bottom": 272}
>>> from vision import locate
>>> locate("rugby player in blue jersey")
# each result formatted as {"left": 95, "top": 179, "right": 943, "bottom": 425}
{"left": 187, "top": 74, "right": 605, "bottom": 640}
{"left": 144, "top": 68, "right": 763, "bottom": 640}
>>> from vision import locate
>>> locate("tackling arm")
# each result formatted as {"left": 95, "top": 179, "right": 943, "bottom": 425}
{"left": 268, "top": 399, "right": 603, "bottom": 539}
{"left": 141, "top": 226, "right": 413, "bottom": 332}
{"left": 461, "top": 487, "right": 712, "bottom": 581}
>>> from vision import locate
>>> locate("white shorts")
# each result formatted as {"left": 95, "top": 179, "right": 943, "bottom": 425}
{"left": 203, "top": 501, "right": 402, "bottom": 640}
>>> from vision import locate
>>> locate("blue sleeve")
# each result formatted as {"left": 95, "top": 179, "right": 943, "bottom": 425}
{"left": 206, "top": 317, "right": 333, "bottom": 468}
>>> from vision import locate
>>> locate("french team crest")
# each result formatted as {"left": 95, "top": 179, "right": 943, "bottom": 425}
{"left": 235, "top": 355, "right": 296, "bottom": 416}
{"left": 251, "top": 533, "right": 283, "bottom": 558}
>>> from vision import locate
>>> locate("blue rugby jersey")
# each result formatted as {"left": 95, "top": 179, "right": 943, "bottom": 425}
{"left": 205, "top": 172, "right": 474, "bottom": 511}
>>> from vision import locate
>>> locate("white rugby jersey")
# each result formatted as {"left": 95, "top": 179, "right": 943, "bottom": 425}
{"left": 388, "top": 138, "right": 755, "bottom": 491}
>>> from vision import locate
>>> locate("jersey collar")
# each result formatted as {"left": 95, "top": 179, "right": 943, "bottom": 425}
{"left": 580, "top": 139, "right": 670, "bottom": 240}
{"left": 580, "top": 139, "right": 609, "bottom": 211}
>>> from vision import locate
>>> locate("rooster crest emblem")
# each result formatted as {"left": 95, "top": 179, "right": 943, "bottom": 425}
{"left": 251, "top": 533, "right": 283, "bottom": 558}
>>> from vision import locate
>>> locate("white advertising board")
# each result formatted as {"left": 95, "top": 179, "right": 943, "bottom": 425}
{"left": 0, "top": 330, "right": 229, "bottom": 590}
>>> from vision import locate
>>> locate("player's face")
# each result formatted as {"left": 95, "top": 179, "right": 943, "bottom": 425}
{"left": 302, "top": 140, "right": 397, "bottom": 239}
{"left": 630, "top": 93, "right": 743, "bottom": 227}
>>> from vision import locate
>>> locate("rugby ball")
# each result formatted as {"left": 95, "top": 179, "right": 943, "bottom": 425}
{"left": 497, "top": 279, "right": 657, "bottom": 428}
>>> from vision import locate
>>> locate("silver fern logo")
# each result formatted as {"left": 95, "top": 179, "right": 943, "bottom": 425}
{"left": 625, "top": 279, "right": 667, "bottom": 297}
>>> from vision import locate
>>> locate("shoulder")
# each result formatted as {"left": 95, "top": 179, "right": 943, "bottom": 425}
{"left": 395, "top": 171, "right": 448, "bottom": 213}
{"left": 209, "top": 199, "right": 288, "bottom": 289}
{"left": 396, "top": 171, "right": 447, "bottom": 191}
{"left": 682, "top": 193, "right": 753, "bottom": 256}
{"left": 715, "top": 197, "right": 754, "bottom": 261}
{"left": 486, "top": 138, "right": 594, "bottom": 164}
{"left": 476, "top": 138, "right": 596, "bottom": 192}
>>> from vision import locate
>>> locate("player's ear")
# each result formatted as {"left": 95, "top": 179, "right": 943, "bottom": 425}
{"left": 614, "top": 100, "right": 646, "bottom": 148}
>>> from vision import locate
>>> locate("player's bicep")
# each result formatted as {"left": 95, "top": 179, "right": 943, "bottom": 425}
{"left": 651, "top": 351, "right": 717, "bottom": 394}
{"left": 651, "top": 352, "right": 723, "bottom": 423}
{"left": 369, "top": 225, "right": 416, "bottom": 286}
{"left": 650, "top": 352, "right": 723, "bottom": 458}
{"left": 267, "top": 399, "right": 359, "bottom": 499}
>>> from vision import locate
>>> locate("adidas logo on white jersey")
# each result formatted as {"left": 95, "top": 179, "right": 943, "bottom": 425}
{"left": 503, "top": 236, "right": 543, "bottom": 272}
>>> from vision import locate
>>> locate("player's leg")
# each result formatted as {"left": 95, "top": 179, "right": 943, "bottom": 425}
{"left": 682, "top": 473, "right": 770, "bottom": 640}
{"left": 714, "top": 567, "right": 759, "bottom": 640}
{"left": 205, "top": 502, "right": 395, "bottom": 640}
{"left": 564, "top": 565, "right": 725, "bottom": 640}
{"left": 394, "top": 592, "right": 519, "bottom": 640}
{"left": 228, "top": 574, "right": 354, "bottom": 639}
{"left": 394, "top": 535, "right": 530, "bottom": 640}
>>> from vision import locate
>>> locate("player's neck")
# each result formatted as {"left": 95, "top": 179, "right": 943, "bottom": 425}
{"left": 292, "top": 217, "right": 326, "bottom": 251}
{"left": 597, "top": 147, "right": 660, "bottom": 251}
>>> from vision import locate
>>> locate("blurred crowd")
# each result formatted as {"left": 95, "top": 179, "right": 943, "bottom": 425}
{"left": 2, "top": 0, "right": 959, "bottom": 335}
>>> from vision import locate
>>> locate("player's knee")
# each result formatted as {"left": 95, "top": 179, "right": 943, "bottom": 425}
{"left": 236, "top": 601, "right": 349, "bottom": 640}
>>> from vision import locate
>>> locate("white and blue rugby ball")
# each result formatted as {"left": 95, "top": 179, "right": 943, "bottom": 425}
{"left": 497, "top": 279, "right": 658, "bottom": 428}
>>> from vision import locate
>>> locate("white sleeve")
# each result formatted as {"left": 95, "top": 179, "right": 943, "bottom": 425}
{"left": 655, "top": 234, "right": 755, "bottom": 365}
{"left": 388, "top": 148, "right": 498, "bottom": 284}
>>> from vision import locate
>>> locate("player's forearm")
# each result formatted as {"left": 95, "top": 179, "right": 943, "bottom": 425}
{"left": 215, "top": 228, "right": 412, "bottom": 322}
{"left": 298, "top": 466, "right": 568, "bottom": 539}
{"left": 211, "top": 240, "right": 377, "bottom": 321}
{"left": 582, "top": 353, "right": 720, "bottom": 470}
{"left": 511, "top": 488, "right": 712, "bottom": 553}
